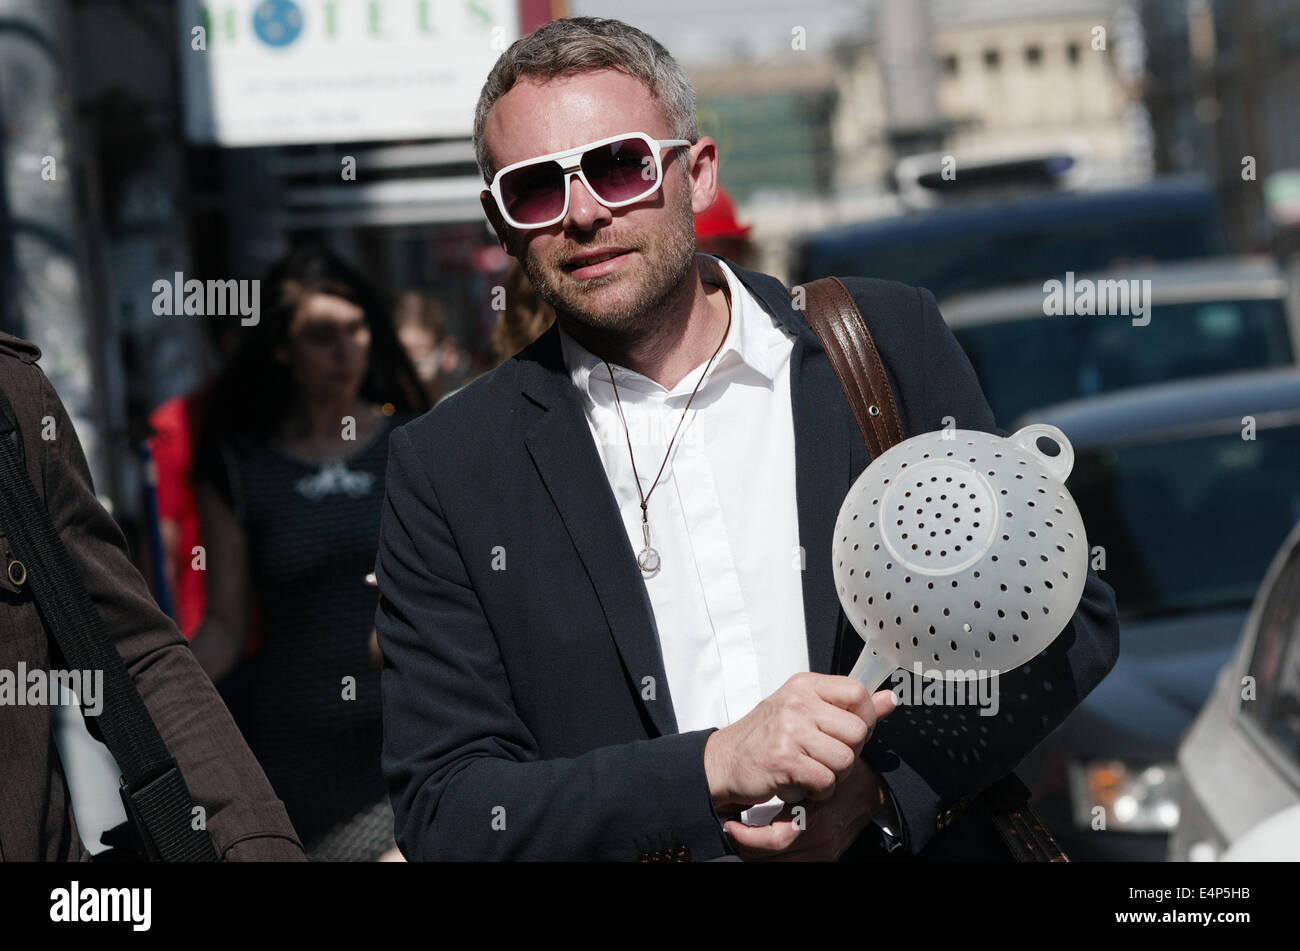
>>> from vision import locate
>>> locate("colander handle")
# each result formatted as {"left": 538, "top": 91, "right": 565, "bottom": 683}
{"left": 848, "top": 647, "right": 899, "bottom": 694}
{"left": 1011, "top": 424, "right": 1074, "bottom": 482}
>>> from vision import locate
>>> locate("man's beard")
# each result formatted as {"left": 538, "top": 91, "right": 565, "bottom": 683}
{"left": 515, "top": 182, "right": 696, "bottom": 340}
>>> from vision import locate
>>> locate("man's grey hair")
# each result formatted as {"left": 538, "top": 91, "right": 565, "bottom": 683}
{"left": 473, "top": 17, "right": 698, "bottom": 184}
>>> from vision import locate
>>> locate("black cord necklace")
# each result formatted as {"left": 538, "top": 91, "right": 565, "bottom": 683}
{"left": 602, "top": 307, "right": 732, "bottom": 574}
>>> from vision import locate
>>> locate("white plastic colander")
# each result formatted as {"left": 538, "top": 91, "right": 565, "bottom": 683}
{"left": 833, "top": 424, "right": 1089, "bottom": 691}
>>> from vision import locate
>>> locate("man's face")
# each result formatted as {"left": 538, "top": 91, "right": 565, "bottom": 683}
{"left": 480, "top": 69, "right": 716, "bottom": 335}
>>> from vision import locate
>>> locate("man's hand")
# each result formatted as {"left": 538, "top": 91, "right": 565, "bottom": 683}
{"left": 703, "top": 672, "right": 898, "bottom": 814}
{"left": 724, "top": 756, "right": 890, "bottom": 861}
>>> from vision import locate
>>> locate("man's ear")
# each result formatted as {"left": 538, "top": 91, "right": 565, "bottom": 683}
{"left": 687, "top": 136, "right": 720, "bottom": 216}
{"left": 480, "top": 190, "right": 511, "bottom": 252}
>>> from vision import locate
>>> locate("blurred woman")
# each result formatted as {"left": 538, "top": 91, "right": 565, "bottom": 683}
{"left": 190, "top": 245, "right": 429, "bottom": 860}
{"left": 491, "top": 262, "right": 556, "bottom": 367}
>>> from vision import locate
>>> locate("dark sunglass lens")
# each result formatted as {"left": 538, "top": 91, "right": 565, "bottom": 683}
{"left": 582, "top": 137, "right": 656, "bottom": 204}
{"left": 501, "top": 160, "right": 565, "bottom": 223}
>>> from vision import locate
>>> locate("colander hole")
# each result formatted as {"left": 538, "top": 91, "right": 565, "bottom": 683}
{"left": 868, "top": 522, "right": 876, "bottom": 529}
{"left": 1045, "top": 520, "right": 1054, "bottom": 527}
{"left": 1000, "top": 489, "right": 1007, "bottom": 495}
{"left": 1037, "top": 487, "right": 1046, "bottom": 494}
{"left": 966, "top": 535, "right": 973, "bottom": 542}
{"left": 1040, "top": 554, "right": 1049, "bottom": 562}
{"left": 943, "top": 608, "right": 951, "bottom": 616}
{"left": 973, "top": 600, "right": 981, "bottom": 609}
{"left": 904, "top": 576, "right": 912, "bottom": 583}
{"left": 905, "top": 491, "right": 912, "bottom": 498}
{"left": 1056, "top": 544, "right": 1066, "bottom": 552}
{"left": 934, "top": 653, "right": 941, "bottom": 662}
{"left": 874, "top": 544, "right": 880, "bottom": 550}
{"left": 1045, "top": 580, "right": 1053, "bottom": 589}
{"left": 991, "top": 554, "right": 999, "bottom": 562}
{"left": 1019, "top": 460, "right": 1027, "bottom": 466}
{"left": 897, "top": 520, "right": 903, "bottom": 526}
{"left": 1024, "top": 585, "right": 1032, "bottom": 594}
{"left": 1027, "top": 500, "right": 1036, "bottom": 507}
{"left": 1006, "top": 511, "right": 1015, "bottom": 518}
{"left": 878, "top": 620, "right": 885, "bottom": 630}
{"left": 1043, "top": 606, "right": 1051, "bottom": 615}
{"left": 951, "top": 580, "right": 959, "bottom": 588}
{"left": 1018, "top": 559, "right": 1027, "bottom": 567}
{"left": 886, "top": 562, "right": 893, "bottom": 570}
{"left": 902, "top": 533, "right": 908, "bottom": 539}
{"left": 1002, "top": 535, "right": 1010, "bottom": 542}
{"left": 912, "top": 605, "right": 919, "bottom": 613}
{"left": 867, "top": 596, "right": 873, "bottom": 605}
{"left": 1067, "top": 531, "right": 1076, "bottom": 539}
{"left": 928, "top": 625, "right": 936, "bottom": 635}
{"left": 950, "top": 641, "right": 958, "bottom": 651}
{"left": 1000, "top": 584, "right": 1008, "bottom": 592}
{"left": 852, "top": 594, "right": 858, "bottom": 603}
{"left": 1020, "top": 611, "right": 1030, "bottom": 620}
{"left": 1062, "top": 570, "right": 1070, "bottom": 579}
{"left": 960, "top": 482, "right": 967, "bottom": 488}
{"left": 1015, "top": 474, "right": 1024, "bottom": 480}
{"left": 912, "top": 637, "right": 919, "bottom": 647}
{"left": 997, "top": 610, "right": 1006, "bottom": 618}
{"left": 1029, "top": 530, "right": 1037, "bottom": 538}
{"left": 973, "top": 570, "right": 981, "bottom": 578}
{"left": 927, "top": 582, "right": 935, "bottom": 589}
{"left": 884, "top": 591, "right": 890, "bottom": 600}
{"left": 994, "top": 453, "right": 1002, "bottom": 458}
{"left": 1012, "top": 634, "right": 1020, "bottom": 643}
{"left": 895, "top": 641, "right": 901, "bottom": 650}
{"left": 853, "top": 543, "right": 860, "bottom": 551}
{"left": 1054, "top": 507, "right": 1064, "bottom": 514}
{"left": 988, "top": 632, "right": 997, "bottom": 642}
{"left": 955, "top": 545, "right": 962, "bottom": 552}
{"left": 922, "top": 453, "right": 930, "bottom": 459}
{"left": 895, "top": 617, "right": 902, "bottom": 626}
{"left": 974, "top": 650, "right": 981, "bottom": 659}
{"left": 940, "top": 550, "right": 948, "bottom": 556}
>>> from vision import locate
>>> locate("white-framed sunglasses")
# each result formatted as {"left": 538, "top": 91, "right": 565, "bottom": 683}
{"left": 487, "top": 131, "right": 692, "bottom": 230}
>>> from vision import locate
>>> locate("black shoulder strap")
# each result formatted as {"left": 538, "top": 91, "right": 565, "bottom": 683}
{"left": 0, "top": 384, "right": 216, "bottom": 861}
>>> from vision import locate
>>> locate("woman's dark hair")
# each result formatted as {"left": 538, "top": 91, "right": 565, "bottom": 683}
{"left": 193, "top": 244, "right": 430, "bottom": 492}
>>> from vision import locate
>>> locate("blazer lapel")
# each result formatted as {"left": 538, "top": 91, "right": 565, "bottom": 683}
{"left": 519, "top": 325, "right": 680, "bottom": 736}
{"left": 729, "top": 265, "right": 873, "bottom": 676}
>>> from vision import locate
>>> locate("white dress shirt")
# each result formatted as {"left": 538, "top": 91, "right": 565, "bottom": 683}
{"left": 557, "top": 254, "right": 810, "bottom": 738}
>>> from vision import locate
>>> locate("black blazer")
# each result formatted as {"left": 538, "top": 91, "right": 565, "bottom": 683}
{"left": 374, "top": 262, "right": 1120, "bottom": 861}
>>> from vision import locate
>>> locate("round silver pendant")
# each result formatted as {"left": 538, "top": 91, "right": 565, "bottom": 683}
{"left": 637, "top": 546, "right": 661, "bottom": 573}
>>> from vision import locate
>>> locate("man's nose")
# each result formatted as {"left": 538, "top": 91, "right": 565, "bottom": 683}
{"left": 562, "top": 173, "right": 612, "bottom": 233}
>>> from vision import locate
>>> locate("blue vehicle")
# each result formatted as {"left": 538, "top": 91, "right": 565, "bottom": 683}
{"left": 794, "top": 178, "right": 1227, "bottom": 301}
{"left": 1013, "top": 370, "right": 1300, "bottom": 860}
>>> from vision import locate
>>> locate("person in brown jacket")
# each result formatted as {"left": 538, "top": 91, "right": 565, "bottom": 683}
{"left": 0, "top": 330, "right": 304, "bottom": 861}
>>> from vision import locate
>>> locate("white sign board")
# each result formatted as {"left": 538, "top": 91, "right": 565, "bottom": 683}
{"left": 178, "top": 0, "right": 519, "bottom": 145}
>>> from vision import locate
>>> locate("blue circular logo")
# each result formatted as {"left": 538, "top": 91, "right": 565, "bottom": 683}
{"left": 253, "top": 0, "right": 303, "bottom": 48}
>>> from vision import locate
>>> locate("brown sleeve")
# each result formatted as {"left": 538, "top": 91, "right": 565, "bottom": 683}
{"left": 36, "top": 367, "right": 306, "bottom": 861}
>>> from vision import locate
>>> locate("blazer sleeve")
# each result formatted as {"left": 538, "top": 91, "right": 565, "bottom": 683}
{"left": 375, "top": 423, "right": 734, "bottom": 861}
{"left": 37, "top": 368, "right": 305, "bottom": 861}
{"left": 854, "top": 283, "right": 1121, "bottom": 856}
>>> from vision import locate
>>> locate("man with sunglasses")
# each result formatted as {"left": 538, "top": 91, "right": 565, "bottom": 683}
{"left": 375, "top": 17, "right": 1119, "bottom": 861}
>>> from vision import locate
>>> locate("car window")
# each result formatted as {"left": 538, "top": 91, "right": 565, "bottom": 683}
{"left": 955, "top": 298, "right": 1293, "bottom": 424}
{"left": 1242, "top": 541, "right": 1300, "bottom": 770}
{"left": 1066, "top": 422, "right": 1300, "bottom": 620}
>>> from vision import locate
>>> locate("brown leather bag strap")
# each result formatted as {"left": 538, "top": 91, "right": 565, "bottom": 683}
{"left": 794, "top": 277, "right": 906, "bottom": 458}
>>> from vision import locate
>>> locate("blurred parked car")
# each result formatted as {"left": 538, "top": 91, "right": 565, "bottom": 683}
{"left": 1012, "top": 370, "right": 1300, "bottom": 860}
{"left": 1169, "top": 520, "right": 1300, "bottom": 862}
{"left": 795, "top": 177, "right": 1227, "bottom": 300}
{"left": 943, "top": 256, "right": 1299, "bottom": 425}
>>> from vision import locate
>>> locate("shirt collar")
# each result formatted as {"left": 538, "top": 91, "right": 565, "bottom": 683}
{"left": 557, "top": 253, "right": 782, "bottom": 402}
